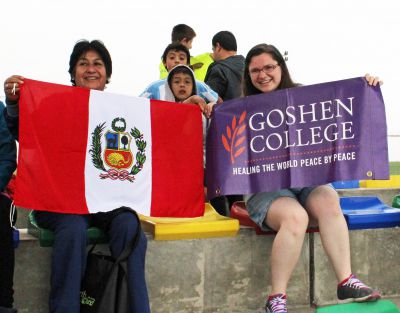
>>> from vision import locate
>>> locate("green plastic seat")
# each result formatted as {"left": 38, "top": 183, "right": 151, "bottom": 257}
{"left": 316, "top": 300, "right": 400, "bottom": 313}
{"left": 28, "top": 211, "right": 108, "bottom": 247}
{"left": 392, "top": 195, "right": 400, "bottom": 208}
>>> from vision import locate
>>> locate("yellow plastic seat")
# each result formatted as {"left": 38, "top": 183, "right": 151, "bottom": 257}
{"left": 359, "top": 175, "right": 400, "bottom": 188}
{"left": 139, "top": 203, "right": 239, "bottom": 240}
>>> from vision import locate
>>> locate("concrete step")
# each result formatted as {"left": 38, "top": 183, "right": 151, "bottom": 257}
{"left": 11, "top": 187, "right": 400, "bottom": 312}
{"left": 13, "top": 226, "right": 400, "bottom": 313}
{"left": 15, "top": 228, "right": 309, "bottom": 313}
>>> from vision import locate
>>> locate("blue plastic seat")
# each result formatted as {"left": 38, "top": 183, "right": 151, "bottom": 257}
{"left": 332, "top": 180, "right": 359, "bottom": 189}
{"left": 340, "top": 196, "right": 400, "bottom": 230}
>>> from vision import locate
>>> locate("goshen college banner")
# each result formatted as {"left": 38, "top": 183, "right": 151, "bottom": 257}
{"left": 15, "top": 79, "right": 204, "bottom": 217}
{"left": 206, "top": 77, "right": 389, "bottom": 199}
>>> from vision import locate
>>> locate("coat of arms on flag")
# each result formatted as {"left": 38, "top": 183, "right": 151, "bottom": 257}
{"left": 90, "top": 117, "right": 147, "bottom": 182}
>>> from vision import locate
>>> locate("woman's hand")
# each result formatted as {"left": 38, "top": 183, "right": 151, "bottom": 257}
{"left": 365, "top": 74, "right": 383, "bottom": 86}
{"left": 4, "top": 75, "right": 24, "bottom": 103}
{"left": 204, "top": 102, "right": 216, "bottom": 119}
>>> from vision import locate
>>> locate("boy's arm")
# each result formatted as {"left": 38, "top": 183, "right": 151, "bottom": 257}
{"left": 139, "top": 80, "right": 165, "bottom": 100}
{"left": 196, "top": 81, "right": 219, "bottom": 104}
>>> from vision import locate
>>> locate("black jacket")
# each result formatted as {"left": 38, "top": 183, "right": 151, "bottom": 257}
{"left": 204, "top": 55, "right": 245, "bottom": 101}
{"left": 0, "top": 103, "right": 17, "bottom": 191}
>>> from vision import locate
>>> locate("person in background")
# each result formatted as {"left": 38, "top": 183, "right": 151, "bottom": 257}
{"left": 3, "top": 40, "right": 150, "bottom": 313}
{"left": 205, "top": 30, "right": 245, "bottom": 101}
{"left": 204, "top": 30, "right": 245, "bottom": 215}
{"left": 242, "top": 43, "right": 382, "bottom": 313}
{"left": 0, "top": 101, "right": 17, "bottom": 313}
{"left": 159, "top": 24, "right": 214, "bottom": 82}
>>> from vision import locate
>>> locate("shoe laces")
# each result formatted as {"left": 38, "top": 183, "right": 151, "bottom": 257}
{"left": 342, "top": 275, "right": 370, "bottom": 290}
{"left": 267, "top": 294, "right": 287, "bottom": 313}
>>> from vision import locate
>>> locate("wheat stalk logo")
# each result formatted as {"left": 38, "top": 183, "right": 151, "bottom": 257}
{"left": 221, "top": 111, "right": 247, "bottom": 164}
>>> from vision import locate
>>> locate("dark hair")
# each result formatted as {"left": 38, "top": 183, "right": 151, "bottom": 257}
{"left": 167, "top": 65, "right": 197, "bottom": 101}
{"left": 161, "top": 42, "right": 191, "bottom": 66}
{"left": 243, "top": 44, "right": 297, "bottom": 96}
{"left": 171, "top": 24, "right": 196, "bottom": 42}
{"left": 68, "top": 39, "right": 112, "bottom": 86}
{"left": 212, "top": 31, "right": 237, "bottom": 51}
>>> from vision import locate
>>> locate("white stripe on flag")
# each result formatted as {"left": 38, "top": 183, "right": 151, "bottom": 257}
{"left": 84, "top": 91, "right": 152, "bottom": 215}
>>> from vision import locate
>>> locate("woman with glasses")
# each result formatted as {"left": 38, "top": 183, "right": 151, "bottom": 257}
{"left": 242, "top": 44, "right": 381, "bottom": 313}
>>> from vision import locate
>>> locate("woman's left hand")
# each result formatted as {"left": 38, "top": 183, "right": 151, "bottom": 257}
{"left": 204, "top": 102, "right": 216, "bottom": 119}
{"left": 365, "top": 74, "right": 383, "bottom": 86}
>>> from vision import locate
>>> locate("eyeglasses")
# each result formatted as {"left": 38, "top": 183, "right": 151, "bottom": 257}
{"left": 249, "top": 64, "right": 280, "bottom": 76}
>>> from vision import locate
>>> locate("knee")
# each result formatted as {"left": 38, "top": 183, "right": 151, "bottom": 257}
{"left": 308, "top": 187, "right": 342, "bottom": 219}
{"left": 112, "top": 212, "right": 140, "bottom": 238}
{"left": 280, "top": 209, "right": 309, "bottom": 236}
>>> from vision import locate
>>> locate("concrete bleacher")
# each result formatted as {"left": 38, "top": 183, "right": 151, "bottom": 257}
{"left": 13, "top": 187, "right": 400, "bottom": 312}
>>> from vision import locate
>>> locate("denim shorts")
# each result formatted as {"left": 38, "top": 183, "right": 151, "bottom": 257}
{"left": 244, "top": 186, "right": 325, "bottom": 231}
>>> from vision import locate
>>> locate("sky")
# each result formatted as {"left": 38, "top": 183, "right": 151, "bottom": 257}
{"left": 1, "top": 0, "right": 399, "bottom": 160}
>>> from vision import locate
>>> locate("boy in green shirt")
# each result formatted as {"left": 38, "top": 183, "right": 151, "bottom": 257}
{"left": 159, "top": 24, "right": 213, "bottom": 82}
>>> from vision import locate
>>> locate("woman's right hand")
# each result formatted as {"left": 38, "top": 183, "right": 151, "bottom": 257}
{"left": 4, "top": 75, "right": 25, "bottom": 103}
{"left": 365, "top": 74, "right": 383, "bottom": 86}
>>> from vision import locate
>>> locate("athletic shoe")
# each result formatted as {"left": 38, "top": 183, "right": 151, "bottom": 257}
{"left": 337, "top": 274, "right": 381, "bottom": 303}
{"left": 265, "top": 293, "right": 287, "bottom": 313}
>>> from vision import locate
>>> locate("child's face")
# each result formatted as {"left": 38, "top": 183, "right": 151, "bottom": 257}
{"left": 170, "top": 72, "right": 194, "bottom": 101}
{"left": 164, "top": 50, "right": 188, "bottom": 72}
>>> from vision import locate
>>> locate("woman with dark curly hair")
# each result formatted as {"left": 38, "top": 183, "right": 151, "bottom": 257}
{"left": 3, "top": 39, "right": 150, "bottom": 313}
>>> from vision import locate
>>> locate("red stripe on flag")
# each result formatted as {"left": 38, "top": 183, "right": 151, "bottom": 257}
{"left": 150, "top": 100, "right": 205, "bottom": 217}
{"left": 15, "top": 79, "right": 90, "bottom": 214}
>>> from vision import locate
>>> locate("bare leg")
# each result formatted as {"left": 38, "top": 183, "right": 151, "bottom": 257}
{"left": 266, "top": 197, "right": 309, "bottom": 294}
{"left": 305, "top": 185, "right": 351, "bottom": 282}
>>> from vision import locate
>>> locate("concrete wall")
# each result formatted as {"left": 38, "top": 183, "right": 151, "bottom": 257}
{"left": 312, "top": 227, "right": 400, "bottom": 306}
{"left": 14, "top": 229, "right": 310, "bottom": 313}
{"left": 12, "top": 187, "right": 400, "bottom": 312}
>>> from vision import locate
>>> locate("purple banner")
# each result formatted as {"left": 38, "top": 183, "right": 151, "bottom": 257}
{"left": 206, "top": 77, "right": 389, "bottom": 199}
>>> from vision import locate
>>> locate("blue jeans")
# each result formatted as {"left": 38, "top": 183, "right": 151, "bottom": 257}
{"left": 36, "top": 210, "right": 150, "bottom": 313}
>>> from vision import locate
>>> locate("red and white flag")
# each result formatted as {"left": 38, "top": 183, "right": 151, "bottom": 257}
{"left": 15, "top": 79, "right": 204, "bottom": 217}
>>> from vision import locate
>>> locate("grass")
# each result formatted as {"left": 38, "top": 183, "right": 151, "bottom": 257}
{"left": 390, "top": 162, "right": 400, "bottom": 175}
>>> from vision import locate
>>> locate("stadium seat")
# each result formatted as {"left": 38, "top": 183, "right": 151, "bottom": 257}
{"left": 359, "top": 175, "right": 400, "bottom": 188}
{"left": 331, "top": 180, "right": 359, "bottom": 189}
{"left": 315, "top": 300, "right": 400, "bottom": 313}
{"left": 231, "top": 197, "right": 400, "bottom": 233}
{"left": 392, "top": 195, "right": 400, "bottom": 208}
{"left": 340, "top": 196, "right": 400, "bottom": 230}
{"left": 28, "top": 211, "right": 108, "bottom": 247}
{"left": 139, "top": 203, "right": 239, "bottom": 240}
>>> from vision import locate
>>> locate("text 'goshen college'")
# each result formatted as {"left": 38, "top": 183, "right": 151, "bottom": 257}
{"left": 248, "top": 97, "right": 355, "bottom": 153}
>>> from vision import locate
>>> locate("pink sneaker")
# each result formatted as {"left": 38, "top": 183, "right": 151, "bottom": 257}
{"left": 265, "top": 293, "right": 287, "bottom": 313}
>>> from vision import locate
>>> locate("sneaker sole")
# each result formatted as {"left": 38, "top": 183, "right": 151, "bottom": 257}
{"left": 338, "top": 291, "right": 381, "bottom": 304}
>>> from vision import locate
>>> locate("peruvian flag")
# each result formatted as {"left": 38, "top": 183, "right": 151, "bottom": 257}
{"left": 14, "top": 79, "right": 204, "bottom": 217}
